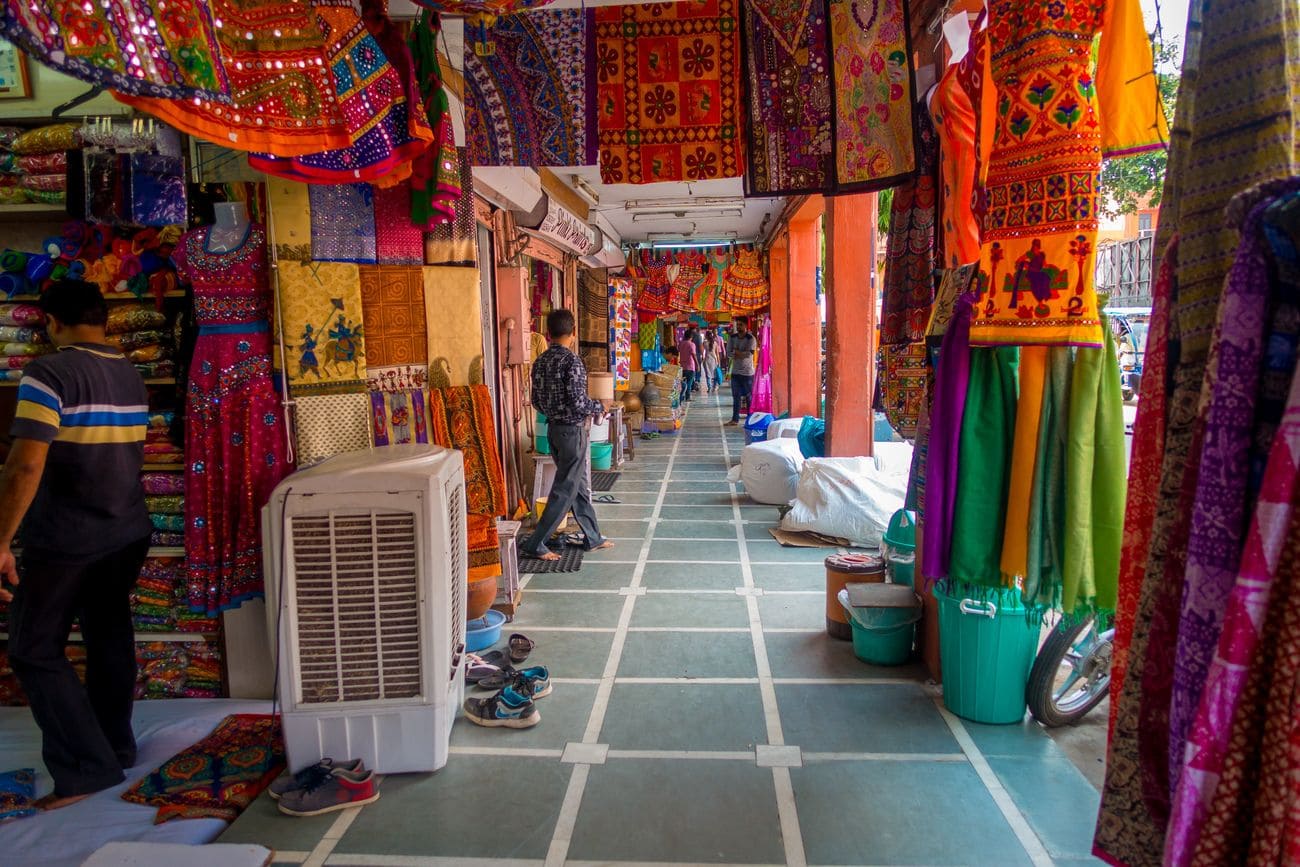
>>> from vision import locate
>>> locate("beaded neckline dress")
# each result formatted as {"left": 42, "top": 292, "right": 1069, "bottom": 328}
{"left": 172, "top": 223, "right": 292, "bottom": 616}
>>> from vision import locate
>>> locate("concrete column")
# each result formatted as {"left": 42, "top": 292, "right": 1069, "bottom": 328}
{"left": 823, "top": 192, "right": 877, "bottom": 457}
{"left": 767, "top": 237, "right": 791, "bottom": 416}
{"left": 785, "top": 209, "right": 822, "bottom": 418}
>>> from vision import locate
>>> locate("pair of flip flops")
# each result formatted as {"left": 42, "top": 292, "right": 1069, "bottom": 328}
{"left": 467, "top": 633, "right": 535, "bottom": 687}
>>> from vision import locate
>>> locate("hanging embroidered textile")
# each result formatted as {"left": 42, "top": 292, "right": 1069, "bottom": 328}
{"left": 404, "top": 0, "right": 558, "bottom": 11}
{"left": 668, "top": 250, "right": 709, "bottom": 312}
{"left": 594, "top": 0, "right": 743, "bottom": 184}
{"left": 370, "top": 389, "right": 430, "bottom": 446}
{"left": 970, "top": 0, "right": 1168, "bottom": 348}
{"left": 424, "top": 148, "right": 478, "bottom": 267}
{"left": 880, "top": 342, "right": 927, "bottom": 440}
{"left": 116, "top": 0, "right": 353, "bottom": 156}
{"left": 359, "top": 265, "right": 428, "bottom": 367}
{"left": 368, "top": 364, "right": 430, "bottom": 393}
{"left": 635, "top": 253, "right": 672, "bottom": 315}
{"left": 248, "top": 0, "right": 435, "bottom": 185}
{"left": 1, "top": 0, "right": 230, "bottom": 102}
{"left": 609, "top": 276, "right": 634, "bottom": 389}
{"left": 428, "top": 386, "right": 508, "bottom": 584}
{"left": 880, "top": 107, "right": 938, "bottom": 345}
{"left": 277, "top": 262, "right": 368, "bottom": 395}
{"left": 464, "top": 9, "right": 595, "bottom": 167}
{"left": 172, "top": 222, "right": 291, "bottom": 616}
{"left": 423, "top": 266, "right": 485, "bottom": 388}
{"left": 121, "top": 715, "right": 283, "bottom": 823}
{"left": 750, "top": 317, "right": 774, "bottom": 414}
{"left": 267, "top": 177, "right": 312, "bottom": 263}
{"left": 409, "top": 11, "right": 461, "bottom": 228}
{"left": 308, "top": 184, "right": 378, "bottom": 264}
{"left": 720, "top": 248, "right": 770, "bottom": 312}
{"left": 373, "top": 182, "right": 427, "bottom": 265}
{"left": 741, "top": 0, "right": 918, "bottom": 196}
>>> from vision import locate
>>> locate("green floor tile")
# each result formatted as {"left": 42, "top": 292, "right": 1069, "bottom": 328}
{"left": 791, "top": 760, "right": 1033, "bottom": 866}
{"left": 332, "top": 757, "right": 571, "bottom": 859}
{"left": 594, "top": 504, "right": 657, "bottom": 519}
{"left": 567, "top": 759, "right": 784, "bottom": 864}
{"left": 757, "top": 593, "right": 825, "bottom": 629}
{"left": 665, "top": 481, "right": 734, "bottom": 492}
{"left": 747, "top": 540, "right": 841, "bottom": 564}
{"left": 640, "top": 561, "right": 745, "bottom": 589}
{"left": 777, "top": 683, "right": 959, "bottom": 753}
{"left": 962, "top": 719, "right": 1062, "bottom": 760}
{"left": 631, "top": 592, "right": 750, "bottom": 627}
{"left": 600, "top": 683, "right": 765, "bottom": 751}
{"left": 764, "top": 630, "right": 876, "bottom": 679}
{"left": 513, "top": 629, "right": 615, "bottom": 679}
{"left": 751, "top": 563, "right": 825, "bottom": 591}
{"left": 510, "top": 591, "right": 627, "bottom": 629}
{"left": 744, "top": 520, "right": 786, "bottom": 540}
{"left": 594, "top": 519, "right": 652, "bottom": 539}
{"left": 220, "top": 791, "right": 339, "bottom": 849}
{"left": 659, "top": 505, "right": 738, "bottom": 521}
{"left": 450, "top": 683, "right": 598, "bottom": 750}
{"left": 618, "top": 631, "right": 757, "bottom": 678}
{"left": 523, "top": 562, "right": 634, "bottom": 590}
{"left": 649, "top": 538, "right": 741, "bottom": 562}
{"left": 654, "top": 519, "right": 737, "bottom": 540}
{"left": 987, "top": 754, "right": 1101, "bottom": 859}
{"left": 664, "top": 491, "right": 734, "bottom": 506}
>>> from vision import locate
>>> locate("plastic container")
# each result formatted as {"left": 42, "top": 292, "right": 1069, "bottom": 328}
{"left": 824, "top": 552, "right": 885, "bottom": 640}
{"left": 466, "top": 609, "right": 507, "bottom": 653}
{"left": 536, "top": 413, "right": 550, "bottom": 455}
{"left": 935, "top": 583, "right": 1039, "bottom": 724}
{"left": 881, "top": 509, "right": 917, "bottom": 587}
{"left": 838, "top": 583, "right": 921, "bottom": 666}
{"left": 591, "top": 442, "right": 613, "bottom": 471}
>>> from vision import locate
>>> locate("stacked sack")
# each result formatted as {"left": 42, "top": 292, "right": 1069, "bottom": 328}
{"left": 0, "top": 303, "right": 49, "bottom": 383}
{"left": 643, "top": 363, "right": 683, "bottom": 431}
{"left": 0, "top": 123, "right": 78, "bottom": 207}
{"left": 135, "top": 641, "right": 221, "bottom": 699}
{"left": 142, "top": 471, "right": 185, "bottom": 547}
{"left": 106, "top": 303, "right": 174, "bottom": 379}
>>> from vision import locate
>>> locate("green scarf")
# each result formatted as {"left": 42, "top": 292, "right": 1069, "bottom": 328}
{"left": 948, "top": 346, "right": 1019, "bottom": 587}
{"left": 1062, "top": 323, "right": 1126, "bottom": 617}
{"left": 1024, "top": 346, "right": 1072, "bottom": 611}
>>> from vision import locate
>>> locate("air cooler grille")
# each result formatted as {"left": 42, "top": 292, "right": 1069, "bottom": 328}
{"left": 290, "top": 511, "right": 423, "bottom": 703}
{"left": 447, "top": 484, "right": 466, "bottom": 682}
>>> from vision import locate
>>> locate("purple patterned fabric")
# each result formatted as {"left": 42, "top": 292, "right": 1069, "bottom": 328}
{"left": 920, "top": 292, "right": 976, "bottom": 581}
{"left": 308, "top": 184, "right": 377, "bottom": 264}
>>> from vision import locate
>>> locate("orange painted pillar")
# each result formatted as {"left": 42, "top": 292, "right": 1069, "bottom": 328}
{"left": 785, "top": 206, "right": 822, "bottom": 418}
{"left": 824, "top": 192, "right": 877, "bottom": 457}
{"left": 767, "top": 237, "right": 791, "bottom": 416}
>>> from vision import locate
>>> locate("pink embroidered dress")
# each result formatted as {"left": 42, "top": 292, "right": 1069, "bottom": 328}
{"left": 172, "top": 223, "right": 292, "bottom": 616}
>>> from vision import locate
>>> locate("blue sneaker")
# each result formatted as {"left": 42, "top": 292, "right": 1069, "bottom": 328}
{"left": 463, "top": 686, "right": 540, "bottom": 728}
{"left": 512, "top": 666, "right": 551, "bottom": 699}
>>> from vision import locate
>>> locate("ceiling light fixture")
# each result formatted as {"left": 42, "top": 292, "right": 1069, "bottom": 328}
{"left": 572, "top": 175, "right": 600, "bottom": 207}
{"left": 623, "top": 197, "right": 746, "bottom": 211}
{"left": 630, "top": 209, "right": 744, "bottom": 223}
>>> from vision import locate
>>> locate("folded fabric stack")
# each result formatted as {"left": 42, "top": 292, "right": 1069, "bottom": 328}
{"left": 144, "top": 411, "right": 183, "bottom": 467}
{"left": 105, "top": 302, "right": 175, "bottom": 379}
{"left": 0, "top": 123, "right": 78, "bottom": 206}
{"left": 132, "top": 558, "right": 179, "bottom": 632}
{"left": 0, "top": 304, "right": 49, "bottom": 382}
{"left": 145, "top": 493, "right": 186, "bottom": 545}
{"left": 135, "top": 641, "right": 222, "bottom": 699}
{"left": 142, "top": 472, "right": 185, "bottom": 546}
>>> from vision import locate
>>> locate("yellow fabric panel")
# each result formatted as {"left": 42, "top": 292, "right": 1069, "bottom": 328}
{"left": 1097, "top": 0, "right": 1170, "bottom": 156}
{"left": 423, "top": 266, "right": 484, "bottom": 388}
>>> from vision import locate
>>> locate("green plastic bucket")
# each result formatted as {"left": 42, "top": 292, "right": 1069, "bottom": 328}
{"left": 935, "top": 583, "right": 1038, "bottom": 724}
{"left": 838, "top": 584, "right": 921, "bottom": 666}
{"left": 591, "top": 442, "right": 613, "bottom": 470}
{"left": 882, "top": 509, "right": 917, "bottom": 587}
{"left": 536, "top": 413, "right": 550, "bottom": 455}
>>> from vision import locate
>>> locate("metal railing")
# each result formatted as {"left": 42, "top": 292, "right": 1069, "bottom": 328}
{"left": 1095, "top": 236, "right": 1154, "bottom": 306}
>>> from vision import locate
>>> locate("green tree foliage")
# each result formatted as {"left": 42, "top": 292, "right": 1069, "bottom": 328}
{"left": 1097, "top": 40, "right": 1181, "bottom": 217}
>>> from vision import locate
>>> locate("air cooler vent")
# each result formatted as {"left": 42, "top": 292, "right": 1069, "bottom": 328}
{"left": 447, "top": 484, "right": 466, "bottom": 681}
{"left": 291, "top": 511, "right": 423, "bottom": 703}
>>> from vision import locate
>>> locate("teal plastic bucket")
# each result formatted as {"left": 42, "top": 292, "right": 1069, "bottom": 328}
{"left": 935, "top": 583, "right": 1038, "bottom": 724}
{"left": 882, "top": 510, "right": 917, "bottom": 587}
{"left": 536, "top": 413, "right": 550, "bottom": 455}
{"left": 591, "top": 442, "right": 613, "bottom": 470}
{"left": 838, "top": 585, "right": 921, "bottom": 666}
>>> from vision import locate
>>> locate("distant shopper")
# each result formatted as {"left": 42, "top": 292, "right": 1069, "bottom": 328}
{"left": 701, "top": 330, "right": 720, "bottom": 394}
{"left": 521, "top": 309, "right": 613, "bottom": 562}
{"left": 0, "top": 280, "right": 151, "bottom": 809}
{"left": 690, "top": 326, "right": 705, "bottom": 391}
{"left": 678, "top": 331, "right": 698, "bottom": 403}
{"left": 726, "top": 318, "right": 759, "bottom": 425}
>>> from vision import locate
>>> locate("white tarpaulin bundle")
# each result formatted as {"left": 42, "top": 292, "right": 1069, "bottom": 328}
{"left": 779, "top": 455, "right": 909, "bottom": 547}
{"left": 729, "top": 438, "right": 805, "bottom": 505}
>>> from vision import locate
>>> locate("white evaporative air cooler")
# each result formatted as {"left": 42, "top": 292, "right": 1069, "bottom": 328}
{"left": 263, "top": 444, "right": 467, "bottom": 774}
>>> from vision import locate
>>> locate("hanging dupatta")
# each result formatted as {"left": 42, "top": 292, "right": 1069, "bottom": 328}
{"left": 750, "top": 317, "right": 774, "bottom": 414}
{"left": 1023, "top": 346, "right": 1070, "bottom": 610}
{"left": 1000, "top": 346, "right": 1048, "bottom": 583}
{"left": 409, "top": 11, "right": 461, "bottom": 227}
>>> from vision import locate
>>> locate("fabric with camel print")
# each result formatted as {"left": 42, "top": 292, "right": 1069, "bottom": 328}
{"left": 277, "top": 262, "right": 369, "bottom": 395}
{"left": 969, "top": 0, "right": 1168, "bottom": 348}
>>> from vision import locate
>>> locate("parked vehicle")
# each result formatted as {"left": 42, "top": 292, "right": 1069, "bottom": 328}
{"left": 1027, "top": 616, "right": 1114, "bottom": 726}
{"left": 1108, "top": 307, "right": 1151, "bottom": 401}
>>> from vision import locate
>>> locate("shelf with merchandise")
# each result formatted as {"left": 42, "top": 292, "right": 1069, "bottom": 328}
{"left": 0, "top": 203, "right": 67, "bottom": 223}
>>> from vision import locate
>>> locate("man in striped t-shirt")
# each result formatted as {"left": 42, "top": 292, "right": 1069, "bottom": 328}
{"left": 0, "top": 280, "right": 150, "bottom": 808}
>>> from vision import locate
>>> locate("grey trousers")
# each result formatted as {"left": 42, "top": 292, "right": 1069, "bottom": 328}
{"left": 522, "top": 422, "right": 606, "bottom": 556}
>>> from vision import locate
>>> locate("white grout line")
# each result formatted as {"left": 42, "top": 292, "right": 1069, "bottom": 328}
{"left": 801, "top": 751, "right": 969, "bottom": 762}
{"left": 449, "top": 746, "right": 566, "bottom": 758}
{"left": 933, "top": 698, "right": 1054, "bottom": 866}
{"left": 605, "top": 749, "right": 756, "bottom": 761}
{"left": 719, "top": 400, "right": 808, "bottom": 867}
{"left": 300, "top": 800, "right": 369, "bottom": 867}
{"left": 614, "top": 676, "right": 761, "bottom": 685}
{"left": 542, "top": 403, "right": 684, "bottom": 867}
{"left": 627, "top": 626, "right": 752, "bottom": 633}
{"left": 324, "top": 858, "right": 544, "bottom": 867}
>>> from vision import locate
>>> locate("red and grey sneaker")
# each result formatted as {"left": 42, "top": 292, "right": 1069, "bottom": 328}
{"left": 276, "top": 767, "right": 381, "bottom": 817}
{"left": 268, "top": 757, "right": 364, "bottom": 800}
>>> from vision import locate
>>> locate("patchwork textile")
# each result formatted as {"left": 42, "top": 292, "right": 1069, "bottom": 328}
{"left": 742, "top": 0, "right": 917, "bottom": 195}
{"left": 370, "top": 390, "right": 429, "bottom": 446}
{"left": 594, "top": 0, "right": 743, "bottom": 184}
{"left": 359, "top": 265, "right": 428, "bottom": 367}
{"left": 423, "top": 148, "right": 478, "bottom": 267}
{"left": 970, "top": 0, "right": 1168, "bottom": 348}
{"left": 277, "top": 262, "right": 368, "bottom": 395}
{"left": 880, "top": 342, "right": 927, "bottom": 441}
{"left": 880, "top": 107, "right": 938, "bottom": 345}
{"left": 464, "top": 10, "right": 595, "bottom": 167}
{"left": 293, "top": 392, "right": 373, "bottom": 467}
{"left": 423, "top": 266, "right": 485, "bottom": 388}
{"left": 122, "top": 715, "right": 284, "bottom": 824}
{"left": 0, "top": 0, "right": 229, "bottom": 102}
{"left": 309, "top": 184, "right": 378, "bottom": 264}
{"left": 429, "top": 386, "right": 508, "bottom": 583}
{"left": 610, "top": 276, "right": 635, "bottom": 389}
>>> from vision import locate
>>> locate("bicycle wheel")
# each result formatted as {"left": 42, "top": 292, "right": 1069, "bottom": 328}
{"left": 1026, "top": 617, "right": 1114, "bottom": 727}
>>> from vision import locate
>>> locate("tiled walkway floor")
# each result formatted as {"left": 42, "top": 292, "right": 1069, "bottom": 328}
{"left": 222, "top": 390, "right": 1103, "bottom": 866}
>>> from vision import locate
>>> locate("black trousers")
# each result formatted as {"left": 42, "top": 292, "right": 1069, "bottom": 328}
{"left": 523, "top": 422, "right": 606, "bottom": 557}
{"left": 8, "top": 537, "right": 150, "bottom": 796}
{"left": 731, "top": 373, "right": 755, "bottom": 422}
